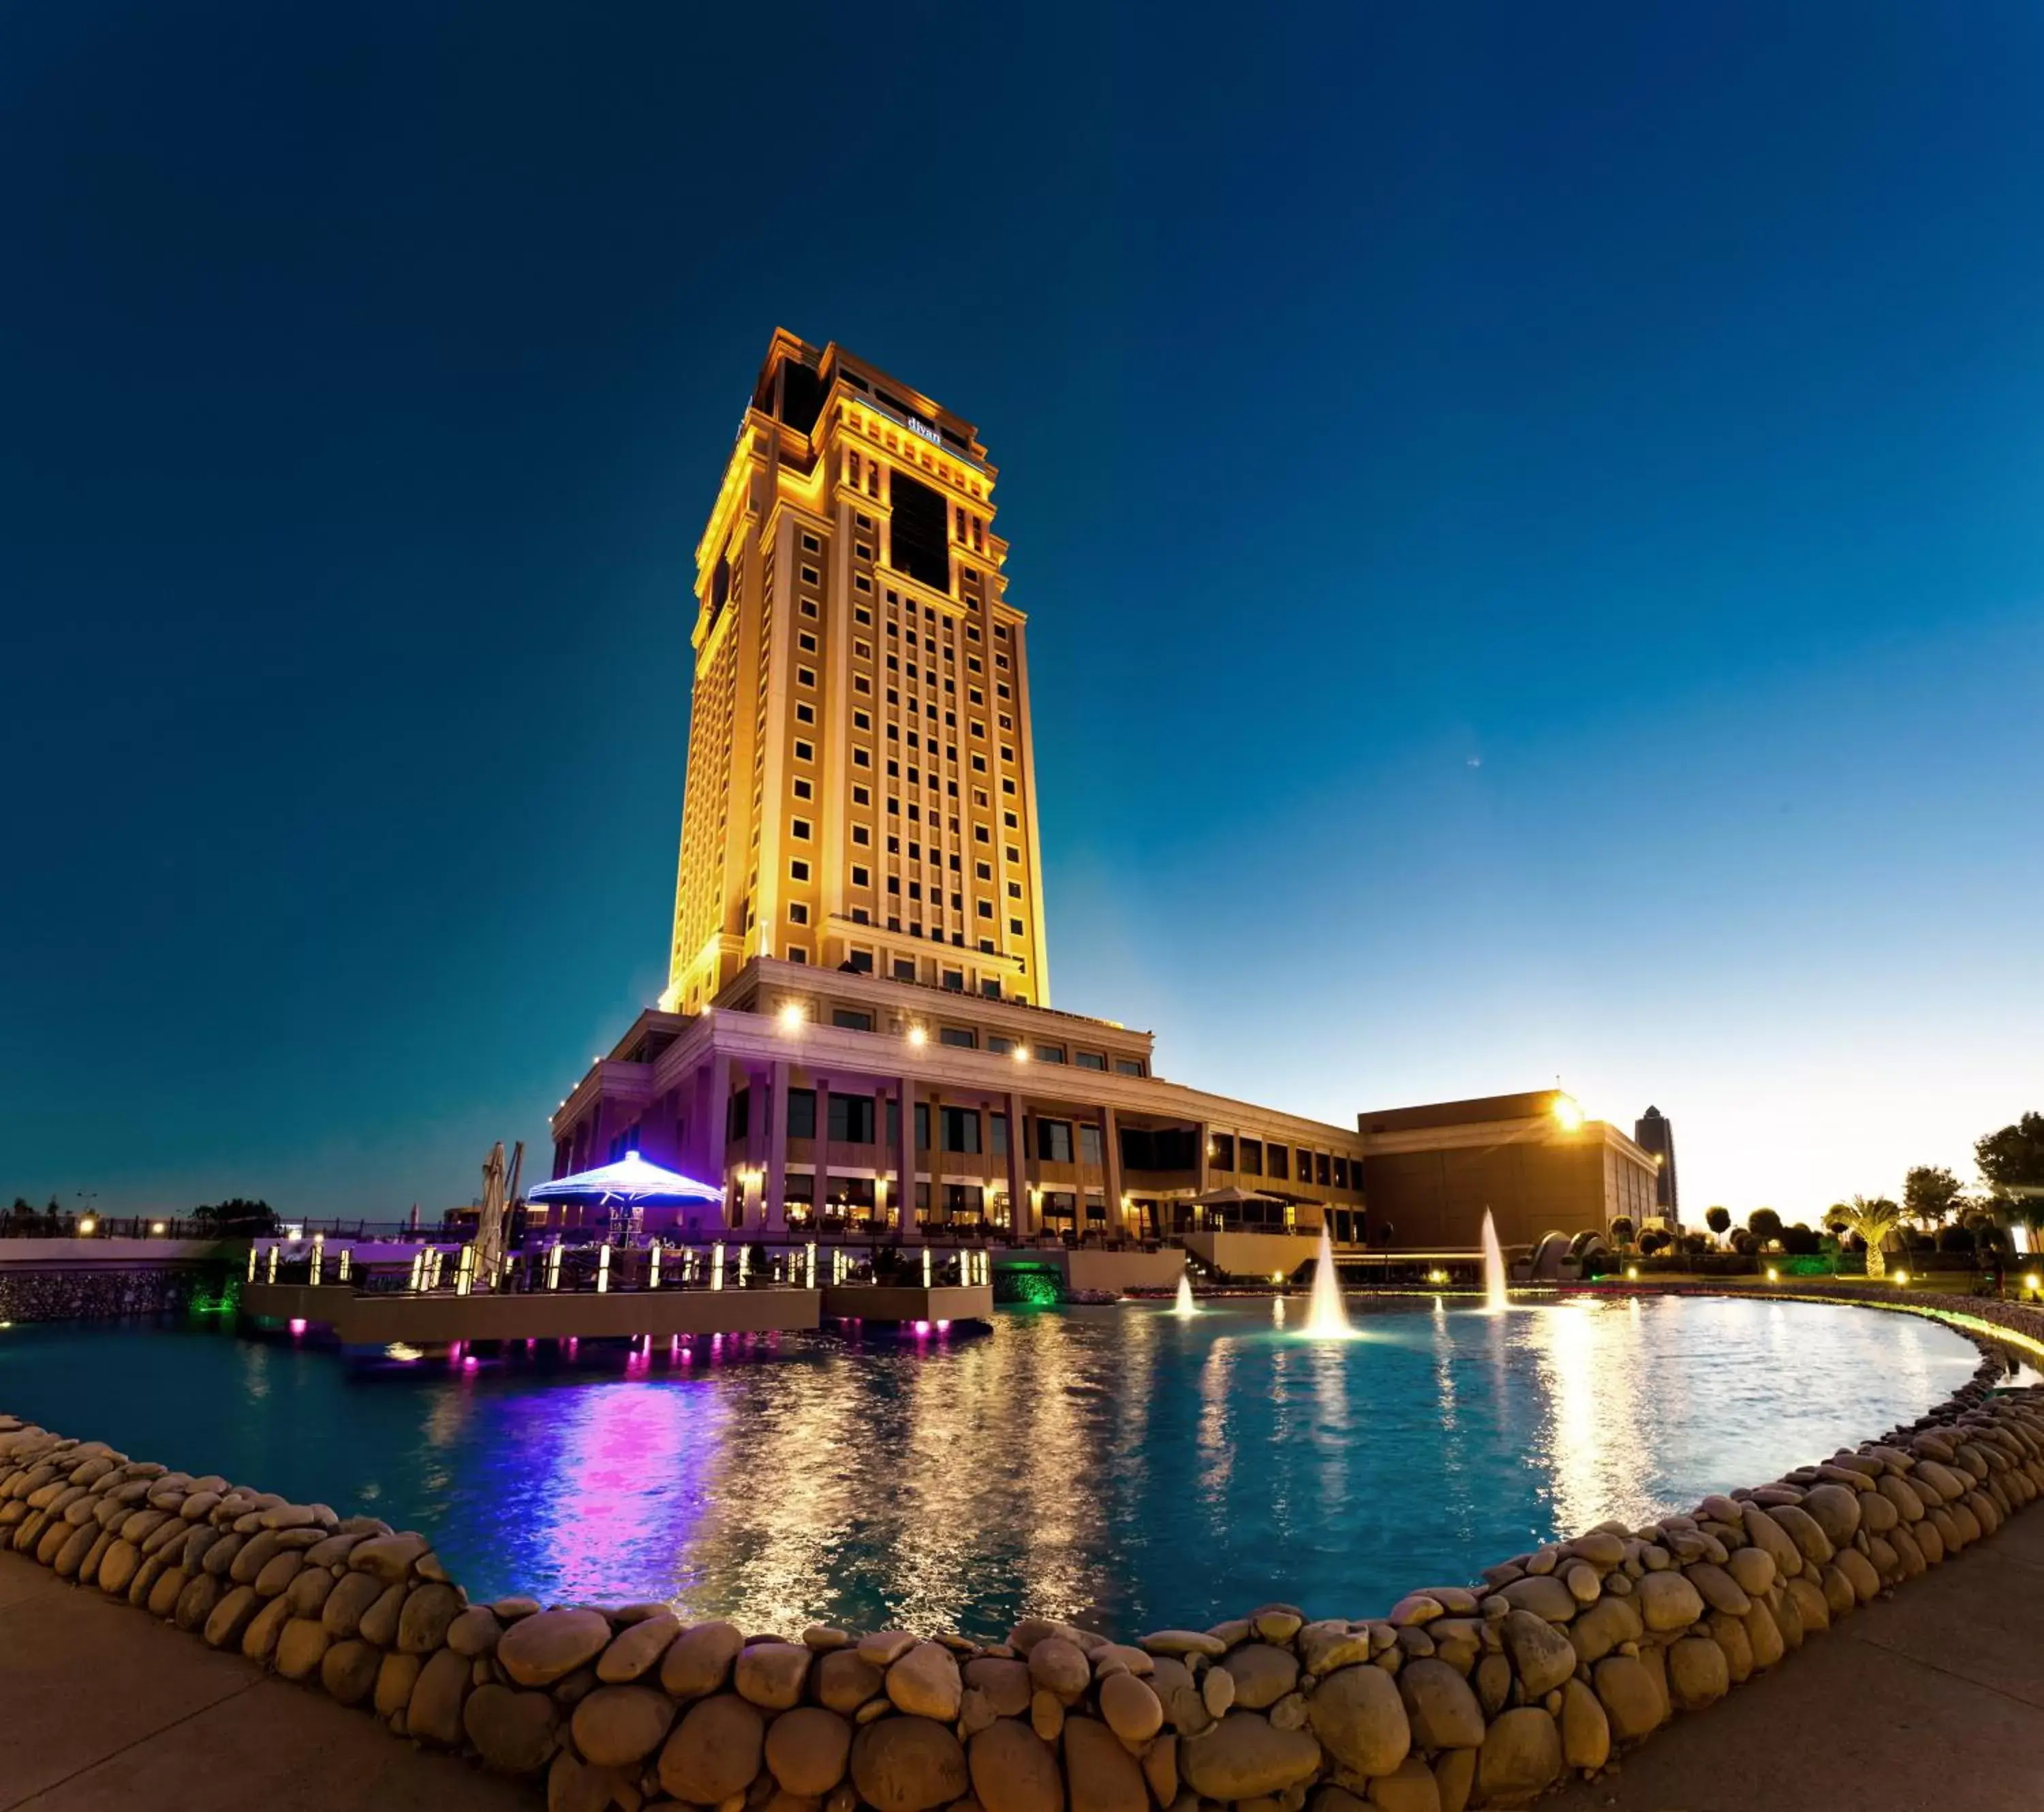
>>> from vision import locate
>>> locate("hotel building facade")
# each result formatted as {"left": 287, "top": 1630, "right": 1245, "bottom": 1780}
{"left": 548, "top": 330, "right": 1650, "bottom": 1256}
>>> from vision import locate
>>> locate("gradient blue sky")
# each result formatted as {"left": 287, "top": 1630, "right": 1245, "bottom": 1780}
{"left": 3, "top": 3, "right": 2039, "bottom": 1223}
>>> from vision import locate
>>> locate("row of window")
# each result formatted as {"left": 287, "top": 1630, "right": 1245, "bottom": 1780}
{"left": 1206, "top": 1132, "right": 1357, "bottom": 1191}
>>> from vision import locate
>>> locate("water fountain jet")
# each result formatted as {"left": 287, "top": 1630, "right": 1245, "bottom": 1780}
{"left": 1301, "top": 1226, "right": 1354, "bottom": 1338}
{"left": 1481, "top": 1208, "right": 1509, "bottom": 1314}
{"left": 1172, "top": 1272, "right": 1198, "bottom": 1316}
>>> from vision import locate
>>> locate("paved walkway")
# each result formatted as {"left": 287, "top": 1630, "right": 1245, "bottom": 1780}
{"left": 1547, "top": 1503, "right": 2044, "bottom": 1812}
{"left": 0, "top": 1551, "right": 527, "bottom": 1812}
{"left": 7, "top": 1516, "right": 2044, "bottom": 1812}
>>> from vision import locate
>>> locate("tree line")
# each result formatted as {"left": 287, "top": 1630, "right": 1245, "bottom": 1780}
{"left": 1611, "top": 1110, "right": 2044, "bottom": 1281}
{"left": 3, "top": 1198, "right": 279, "bottom": 1235}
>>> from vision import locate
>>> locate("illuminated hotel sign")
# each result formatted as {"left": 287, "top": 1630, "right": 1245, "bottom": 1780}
{"left": 904, "top": 415, "right": 944, "bottom": 448}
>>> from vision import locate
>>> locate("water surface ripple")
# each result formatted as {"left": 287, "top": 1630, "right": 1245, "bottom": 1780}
{"left": 0, "top": 1296, "right": 1979, "bottom": 1633}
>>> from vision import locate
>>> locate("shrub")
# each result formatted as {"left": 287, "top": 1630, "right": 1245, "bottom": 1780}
{"left": 1936, "top": 1225, "right": 1977, "bottom": 1255}
{"left": 1781, "top": 1223, "right": 1822, "bottom": 1256}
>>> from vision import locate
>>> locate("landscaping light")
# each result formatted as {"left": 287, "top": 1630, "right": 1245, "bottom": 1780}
{"left": 1767, "top": 1266, "right": 1778, "bottom": 1283}
{"left": 2028, "top": 1275, "right": 2041, "bottom": 1295}
{"left": 78, "top": 1216, "right": 96, "bottom": 1236}
{"left": 1894, "top": 1270, "right": 1910, "bottom": 1287}
{"left": 1626, "top": 1265, "right": 1639, "bottom": 1281}
{"left": 151, "top": 1221, "right": 166, "bottom": 1236}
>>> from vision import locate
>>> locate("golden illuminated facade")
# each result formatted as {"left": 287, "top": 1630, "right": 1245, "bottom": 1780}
{"left": 664, "top": 330, "right": 1049, "bottom": 1016}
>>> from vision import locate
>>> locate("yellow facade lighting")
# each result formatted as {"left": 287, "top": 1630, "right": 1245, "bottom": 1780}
{"left": 777, "top": 1001, "right": 805, "bottom": 1032}
{"left": 1012, "top": 1045, "right": 1029, "bottom": 1062}
{"left": 908, "top": 1025, "right": 927, "bottom": 1046}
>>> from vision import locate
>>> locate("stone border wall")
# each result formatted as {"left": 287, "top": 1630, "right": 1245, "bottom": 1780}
{"left": 5, "top": 1289, "right": 2044, "bottom": 1812}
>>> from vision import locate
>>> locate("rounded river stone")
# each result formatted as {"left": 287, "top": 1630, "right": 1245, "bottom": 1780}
{"left": 463, "top": 1683, "right": 559, "bottom": 1775}
{"left": 1064, "top": 1714, "right": 1149, "bottom": 1812}
{"left": 571, "top": 1685, "right": 676, "bottom": 1767}
{"left": 500, "top": 1607, "right": 613, "bottom": 1687}
{"left": 1179, "top": 1711, "right": 1322, "bottom": 1799}
{"left": 968, "top": 1717, "right": 1062, "bottom": 1812}
{"left": 766, "top": 1705, "right": 854, "bottom": 1796}
{"left": 1307, "top": 1663, "right": 1409, "bottom": 1776}
{"left": 662, "top": 1619, "right": 745, "bottom": 1700}
{"left": 660, "top": 1693, "right": 766, "bottom": 1805}
{"left": 850, "top": 1713, "right": 968, "bottom": 1812}
{"left": 1397, "top": 1658, "right": 1485, "bottom": 1750}
{"left": 1476, "top": 1707, "right": 1562, "bottom": 1802}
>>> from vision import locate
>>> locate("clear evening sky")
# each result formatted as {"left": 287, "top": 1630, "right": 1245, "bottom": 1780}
{"left": 3, "top": 4, "right": 2039, "bottom": 1223}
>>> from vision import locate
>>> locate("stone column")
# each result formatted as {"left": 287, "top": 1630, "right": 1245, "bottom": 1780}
{"left": 745, "top": 1065, "right": 769, "bottom": 1230}
{"left": 765, "top": 1059, "right": 790, "bottom": 1234}
{"left": 1102, "top": 1104, "right": 1123, "bottom": 1242}
{"left": 700, "top": 1056, "right": 732, "bottom": 1230}
{"left": 1006, "top": 1091, "right": 1029, "bottom": 1243}
{"left": 896, "top": 1076, "right": 920, "bottom": 1243}
{"left": 814, "top": 1077, "right": 831, "bottom": 1227}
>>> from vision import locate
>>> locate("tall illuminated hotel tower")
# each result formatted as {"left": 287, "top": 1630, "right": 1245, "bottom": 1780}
{"left": 546, "top": 331, "right": 1654, "bottom": 1256}
{"left": 664, "top": 329, "right": 1049, "bottom": 1015}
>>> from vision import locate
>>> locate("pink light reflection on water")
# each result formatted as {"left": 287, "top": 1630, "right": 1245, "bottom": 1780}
{"left": 523, "top": 1381, "right": 722, "bottom": 1602}
{"left": 288, "top": 1318, "right": 307, "bottom": 1335}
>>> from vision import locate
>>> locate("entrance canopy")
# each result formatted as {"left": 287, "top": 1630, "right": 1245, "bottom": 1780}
{"left": 1188, "top": 1186, "right": 1288, "bottom": 1208}
{"left": 527, "top": 1152, "right": 724, "bottom": 1206}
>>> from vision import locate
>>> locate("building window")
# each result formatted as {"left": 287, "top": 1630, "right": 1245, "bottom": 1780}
{"left": 792, "top": 777, "right": 813, "bottom": 801}
{"left": 1316, "top": 1152, "right": 1331, "bottom": 1186}
{"left": 786, "top": 946, "right": 809, "bottom": 963}
{"left": 1240, "top": 1138, "right": 1263, "bottom": 1176}
{"left": 802, "top": 534, "right": 820, "bottom": 552}
{"left": 892, "top": 958, "right": 917, "bottom": 982}
{"left": 852, "top": 825, "right": 871, "bottom": 846}
{"left": 1333, "top": 1156, "right": 1349, "bottom": 1189}
{"left": 1009, "top": 918, "right": 1025, "bottom": 936}
{"left": 787, "top": 1089, "right": 817, "bottom": 1139}
{"left": 1114, "top": 1057, "right": 1145, "bottom": 1078}
{"left": 851, "top": 864, "right": 871, "bottom": 888}
{"left": 788, "top": 903, "right": 809, "bottom": 924}
{"left": 828, "top": 1092, "right": 876, "bottom": 1143}
{"left": 938, "top": 1026, "right": 976, "bottom": 1048}
{"left": 1074, "top": 1050, "right": 1106, "bottom": 1071}
{"left": 1080, "top": 1123, "right": 1103, "bottom": 1167}
{"left": 1296, "top": 1147, "right": 1313, "bottom": 1183}
{"left": 1036, "top": 1119, "right": 1074, "bottom": 1163}
{"left": 1211, "top": 1134, "right": 1235, "bottom": 1171}
{"left": 942, "top": 968, "right": 965, "bottom": 991}
{"left": 791, "top": 818, "right": 811, "bottom": 841}
{"left": 794, "top": 740, "right": 814, "bottom": 762}
{"left": 1034, "top": 1044, "right": 1065, "bottom": 1064}
{"left": 796, "top": 702, "right": 816, "bottom": 724}
{"left": 790, "top": 859, "right": 811, "bottom": 881}
{"left": 940, "top": 1105, "right": 980, "bottom": 1153}
{"left": 1268, "top": 1144, "right": 1289, "bottom": 1181}
{"left": 799, "top": 632, "right": 818, "bottom": 653}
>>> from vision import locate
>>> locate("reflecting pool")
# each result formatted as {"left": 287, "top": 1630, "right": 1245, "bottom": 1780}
{"left": 0, "top": 1296, "right": 1983, "bottom": 1636}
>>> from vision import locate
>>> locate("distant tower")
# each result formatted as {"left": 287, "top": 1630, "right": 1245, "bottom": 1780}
{"left": 1634, "top": 1106, "right": 1679, "bottom": 1224}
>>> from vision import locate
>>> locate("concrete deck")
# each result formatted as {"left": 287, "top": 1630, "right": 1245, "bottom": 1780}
{"left": 241, "top": 1282, "right": 822, "bottom": 1344}
{"left": 820, "top": 1281, "right": 994, "bottom": 1323}
{"left": 7, "top": 1507, "right": 2044, "bottom": 1812}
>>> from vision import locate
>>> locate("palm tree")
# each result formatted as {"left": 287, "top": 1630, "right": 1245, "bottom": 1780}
{"left": 1825, "top": 1195, "right": 1906, "bottom": 1280}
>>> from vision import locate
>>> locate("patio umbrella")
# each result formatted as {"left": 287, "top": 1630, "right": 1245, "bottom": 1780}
{"left": 527, "top": 1151, "right": 726, "bottom": 1211}
{"left": 476, "top": 1142, "right": 508, "bottom": 1287}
